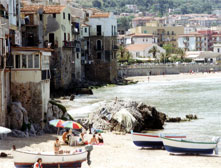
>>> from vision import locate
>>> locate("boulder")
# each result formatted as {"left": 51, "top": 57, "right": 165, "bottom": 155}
{"left": 89, "top": 100, "right": 167, "bottom": 133}
{"left": 8, "top": 102, "right": 29, "bottom": 130}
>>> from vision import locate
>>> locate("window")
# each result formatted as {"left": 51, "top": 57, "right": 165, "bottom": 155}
{"left": 218, "top": 48, "right": 220, "bottom": 53}
{"left": 34, "top": 54, "right": 39, "bottom": 68}
{"left": 97, "top": 25, "right": 102, "bottom": 36}
{"left": 28, "top": 55, "right": 33, "bottom": 68}
{"left": 63, "top": 12, "right": 65, "bottom": 19}
{"left": 42, "top": 70, "right": 50, "bottom": 80}
{"left": 96, "top": 40, "right": 102, "bottom": 50}
{"left": 136, "top": 52, "right": 140, "bottom": 57}
{"left": 64, "top": 33, "right": 66, "bottom": 41}
{"left": 22, "top": 55, "right": 27, "bottom": 68}
{"left": 97, "top": 52, "right": 101, "bottom": 59}
{"left": 68, "top": 13, "right": 71, "bottom": 21}
{"left": 15, "top": 55, "right": 20, "bottom": 68}
{"left": 53, "top": 13, "right": 56, "bottom": 18}
{"left": 68, "top": 33, "right": 70, "bottom": 41}
{"left": 77, "top": 53, "right": 79, "bottom": 59}
{"left": 39, "top": 14, "right": 43, "bottom": 21}
{"left": 84, "top": 28, "right": 87, "bottom": 33}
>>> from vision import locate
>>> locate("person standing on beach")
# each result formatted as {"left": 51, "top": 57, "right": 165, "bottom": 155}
{"left": 33, "top": 158, "right": 43, "bottom": 168}
{"left": 54, "top": 138, "right": 61, "bottom": 154}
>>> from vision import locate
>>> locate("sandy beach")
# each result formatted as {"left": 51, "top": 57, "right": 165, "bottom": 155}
{"left": 0, "top": 132, "right": 221, "bottom": 168}
{"left": 126, "top": 72, "right": 221, "bottom": 82}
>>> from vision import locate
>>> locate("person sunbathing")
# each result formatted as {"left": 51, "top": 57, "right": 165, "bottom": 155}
{"left": 78, "top": 133, "right": 88, "bottom": 145}
{"left": 89, "top": 134, "right": 98, "bottom": 145}
{"left": 62, "top": 130, "right": 69, "bottom": 144}
{"left": 98, "top": 133, "right": 104, "bottom": 143}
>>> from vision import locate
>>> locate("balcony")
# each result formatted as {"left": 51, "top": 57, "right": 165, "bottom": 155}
{"left": 63, "top": 41, "right": 75, "bottom": 48}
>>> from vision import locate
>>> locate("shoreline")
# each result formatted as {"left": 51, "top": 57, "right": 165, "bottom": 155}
{"left": 126, "top": 72, "right": 221, "bottom": 83}
{"left": 0, "top": 133, "right": 221, "bottom": 168}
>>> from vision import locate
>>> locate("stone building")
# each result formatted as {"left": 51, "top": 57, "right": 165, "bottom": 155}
{"left": 21, "top": 5, "right": 80, "bottom": 90}
{"left": 84, "top": 12, "right": 118, "bottom": 82}
{"left": 10, "top": 47, "right": 52, "bottom": 125}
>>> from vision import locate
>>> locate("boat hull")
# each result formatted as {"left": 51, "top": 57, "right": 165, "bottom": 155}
{"left": 162, "top": 138, "right": 217, "bottom": 155}
{"left": 132, "top": 132, "right": 186, "bottom": 148}
{"left": 13, "top": 150, "right": 87, "bottom": 168}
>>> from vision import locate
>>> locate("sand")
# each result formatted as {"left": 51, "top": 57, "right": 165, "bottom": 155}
{"left": 0, "top": 133, "right": 221, "bottom": 168}
{"left": 126, "top": 72, "right": 221, "bottom": 82}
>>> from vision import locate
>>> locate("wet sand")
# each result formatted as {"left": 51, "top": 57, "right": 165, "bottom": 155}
{"left": 0, "top": 133, "right": 221, "bottom": 168}
{"left": 126, "top": 72, "right": 221, "bottom": 83}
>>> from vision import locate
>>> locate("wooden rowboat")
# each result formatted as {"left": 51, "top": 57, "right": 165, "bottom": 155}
{"left": 13, "top": 149, "right": 88, "bottom": 168}
{"left": 162, "top": 137, "right": 219, "bottom": 155}
{"left": 131, "top": 131, "right": 186, "bottom": 148}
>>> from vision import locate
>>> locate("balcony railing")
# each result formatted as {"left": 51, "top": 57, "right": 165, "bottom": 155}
{"left": 94, "top": 45, "right": 104, "bottom": 51}
{"left": 63, "top": 41, "right": 75, "bottom": 48}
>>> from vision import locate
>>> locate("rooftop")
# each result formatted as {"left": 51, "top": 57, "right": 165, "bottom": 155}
{"left": 90, "top": 13, "right": 110, "bottom": 18}
{"left": 21, "top": 5, "right": 66, "bottom": 14}
{"left": 126, "top": 44, "right": 154, "bottom": 51}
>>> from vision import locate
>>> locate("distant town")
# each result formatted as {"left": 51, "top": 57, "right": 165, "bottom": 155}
{"left": 1, "top": 0, "right": 221, "bottom": 128}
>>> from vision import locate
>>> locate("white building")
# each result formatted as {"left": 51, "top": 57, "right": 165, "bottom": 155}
{"left": 178, "top": 33, "right": 208, "bottom": 51}
{"left": 131, "top": 34, "right": 157, "bottom": 45}
{"left": 126, "top": 44, "right": 165, "bottom": 60}
{"left": 213, "top": 43, "right": 221, "bottom": 53}
{"left": 87, "top": 13, "right": 117, "bottom": 37}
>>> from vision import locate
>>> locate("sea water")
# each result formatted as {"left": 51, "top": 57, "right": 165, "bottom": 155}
{"left": 66, "top": 76, "right": 221, "bottom": 141}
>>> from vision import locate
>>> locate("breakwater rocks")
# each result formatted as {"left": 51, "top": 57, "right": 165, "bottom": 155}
{"left": 89, "top": 100, "right": 167, "bottom": 133}
{"left": 166, "top": 114, "right": 198, "bottom": 122}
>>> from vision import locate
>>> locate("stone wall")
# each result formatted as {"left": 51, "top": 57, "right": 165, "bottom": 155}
{"left": 85, "top": 60, "right": 117, "bottom": 82}
{"left": 0, "top": 70, "right": 3, "bottom": 125}
{"left": 50, "top": 48, "right": 75, "bottom": 90}
{"left": 118, "top": 64, "right": 221, "bottom": 77}
{"left": 10, "top": 82, "right": 43, "bottom": 123}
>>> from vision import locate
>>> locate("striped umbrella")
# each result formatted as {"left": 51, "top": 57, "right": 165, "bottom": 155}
{"left": 49, "top": 119, "right": 65, "bottom": 128}
{"left": 62, "top": 121, "right": 82, "bottom": 129}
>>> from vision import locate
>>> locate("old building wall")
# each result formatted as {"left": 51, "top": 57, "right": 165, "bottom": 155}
{"left": 50, "top": 48, "right": 74, "bottom": 89}
{"left": 11, "top": 81, "right": 43, "bottom": 123}
{"left": 0, "top": 70, "right": 3, "bottom": 125}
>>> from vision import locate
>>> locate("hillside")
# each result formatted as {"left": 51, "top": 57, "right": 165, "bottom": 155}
{"left": 75, "top": 0, "right": 221, "bottom": 16}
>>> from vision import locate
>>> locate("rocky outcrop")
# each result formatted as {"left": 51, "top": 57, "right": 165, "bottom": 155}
{"left": 89, "top": 100, "right": 166, "bottom": 133}
{"left": 7, "top": 102, "right": 29, "bottom": 130}
{"left": 166, "top": 114, "right": 198, "bottom": 122}
{"left": 46, "top": 100, "right": 71, "bottom": 121}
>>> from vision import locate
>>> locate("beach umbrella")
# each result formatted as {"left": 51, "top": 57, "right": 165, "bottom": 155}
{"left": 62, "top": 121, "right": 82, "bottom": 129}
{"left": 0, "top": 126, "right": 11, "bottom": 134}
{"left": 49, "top": 119, "right": 65, "bottom": 128}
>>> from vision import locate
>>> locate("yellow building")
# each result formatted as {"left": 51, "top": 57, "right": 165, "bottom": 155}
{"left": 43, "top": 6, "right": 72, "bottom": 48}
{"left": 129, "top": 21, "right": 184, "bottom": 47}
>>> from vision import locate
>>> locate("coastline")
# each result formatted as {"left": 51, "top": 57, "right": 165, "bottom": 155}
{"left": 1, "top": 133, "right": 221, "bottom": 168}
{"left": 126, "top": 72, "right": 221, "bottom": 82}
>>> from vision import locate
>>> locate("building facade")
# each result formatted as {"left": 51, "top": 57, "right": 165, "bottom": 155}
{"left": 84, "top": 12, "right": 118, "bottom": 82}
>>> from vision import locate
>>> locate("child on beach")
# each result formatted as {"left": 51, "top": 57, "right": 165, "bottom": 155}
{"left": 54, "top": 138, "right": 61, "bottom": 154}
{"left": 98, "top": 133, "right": 104, "bottom": 143}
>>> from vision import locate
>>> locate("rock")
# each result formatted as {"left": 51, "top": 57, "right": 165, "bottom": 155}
{"left": 89, "top": 100, "right": 167, "bottom": 133}
{"left": 166, "top": 117, "right": 182, "bottom": 122}
{"left": 8, "top": 102, "right": 29, "bottom": 130}
{"left": 10, "top": 129, "right": 27, "bottom": 138}
{"left": 70, "top": 94, "right": 75, "bottom": 101}
{"left": 76, "top": 88, "right": 93, "bottom": 95}
{"left": 186, "top": 114, "right": 198, "bottom": 120}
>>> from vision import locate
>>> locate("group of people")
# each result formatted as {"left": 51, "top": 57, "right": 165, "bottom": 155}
{"left": 53, "top": 130, "right": 104, "bottom": 154}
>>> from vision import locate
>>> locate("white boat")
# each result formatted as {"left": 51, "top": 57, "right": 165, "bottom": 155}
{"left": 13, "top": 149, "right": 87, "bottom": 168}
{"left": 162, "top": 137, "right": 219, "bottom": 155}
{"left": 131, "top": 131, "right": 186, "bottom": 148}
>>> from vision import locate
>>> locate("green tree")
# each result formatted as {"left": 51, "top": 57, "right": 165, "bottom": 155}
{"left": 176, "top": 48, "right": 185, "bottom": 61}
{"left": 148, "top": 46, "right": 160, "bottom": 62}
{"left": 117, "top": 45, "right": 131, "bottom": 62}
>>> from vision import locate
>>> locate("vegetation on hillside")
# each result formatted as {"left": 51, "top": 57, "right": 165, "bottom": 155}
{"left": 76, "top": 0, "right": 220, "bottom": 16}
